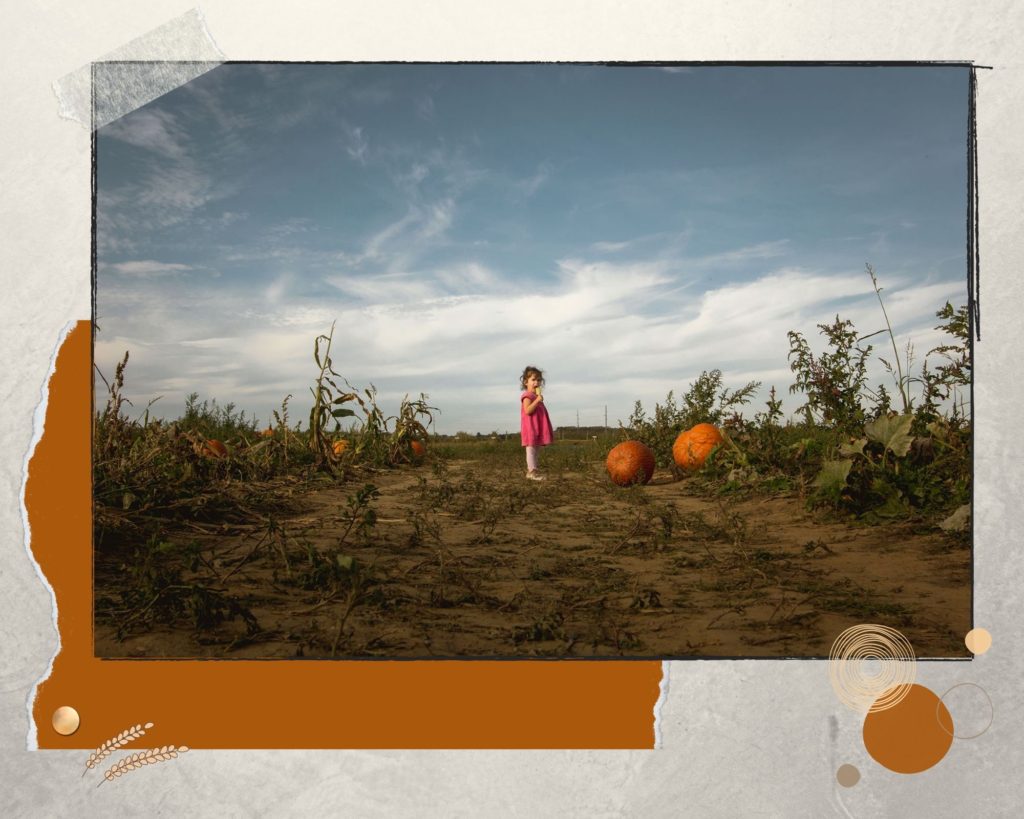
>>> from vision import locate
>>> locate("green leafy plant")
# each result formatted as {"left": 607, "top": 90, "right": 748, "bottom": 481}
{"left": 788, "top": 315, "right": 872, "bottom": 433}
{"left": 627, "top": 369, "right": 759, "bottom": 466}
{"left": 811, "top": 413, "right": 933, "bottom": 518}
{"left": 917, "top": 301, "right": 972, "bottom": 427}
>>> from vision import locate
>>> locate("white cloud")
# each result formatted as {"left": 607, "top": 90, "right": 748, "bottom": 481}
{"left": 105, "top": 260, "right": 192, "bottom": 277}
{"left": 517, "top": 162, "right": 551, "bottom": 197}
{"left": 397, "top": 163, "right": 430, "bottom": 190}
{"left": 263, "top": 272, "right": 293, "bottom": 304}
{"left": 694, "top": 239, "right": 791, "bottom": 266}
{"left": 267, "top": 218, "right": 317, "bottom": 238}
{"left": 433, "top": 262, "right": 500, "bottom": 293}
{"left": 102, "top": 109, "right": 187, "bottom": 159}
{"left": 95, "top": 240, "right": 969, "bottom": 435}
{"left": 110, "top": 164, "right": 229, "bottom": 233}
{"left": 334, "top": 197, "right": 458, "bottom": 276}
{"left": 591, "top": 239, "right": 632, "bottom": 253}
{"left": 325, "top": 271, "right": 437, "bottom": 303}
{"left": 343, "top": 124, "right": 370, "bottom": 164}
{"left": 417, "top": 198, "right": 455, "bottom": 240}
{"left": 358, "top": 210, "right": 420, "bottom": 263}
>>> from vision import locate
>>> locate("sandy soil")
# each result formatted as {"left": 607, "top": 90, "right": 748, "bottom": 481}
{"left": 95, "top": 454, "right": 971, "bottom": 660}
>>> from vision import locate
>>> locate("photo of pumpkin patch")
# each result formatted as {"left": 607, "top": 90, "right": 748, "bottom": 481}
{"left": 92, "top": 63, "right": 972, "bottom": 658}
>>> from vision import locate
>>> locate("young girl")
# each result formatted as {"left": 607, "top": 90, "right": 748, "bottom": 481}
{"left": 520, "top": 366, "right": 554, "bottom": 480}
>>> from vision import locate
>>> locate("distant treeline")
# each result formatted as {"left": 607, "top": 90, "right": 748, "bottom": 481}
{"left": 435, "top": 426, "right": 618, "bottom": 442}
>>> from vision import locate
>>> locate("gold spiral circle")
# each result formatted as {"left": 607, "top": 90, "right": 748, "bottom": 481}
{"left": 828, "top": 624, "right": 916, "bottom": 713}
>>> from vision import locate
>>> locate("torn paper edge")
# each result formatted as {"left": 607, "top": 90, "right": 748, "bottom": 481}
{"left": 24, "top": 320, "right": 76, "bottom": 752}
{"left": 653, "top": 660, "right": 670, "bottom": 749}
{"left": 52, "top": 6, "right": 226, "bottom": 131}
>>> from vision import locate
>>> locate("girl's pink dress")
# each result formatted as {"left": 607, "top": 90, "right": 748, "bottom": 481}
{"left": 520, "top": 390, "right": 554, "bottom": 446}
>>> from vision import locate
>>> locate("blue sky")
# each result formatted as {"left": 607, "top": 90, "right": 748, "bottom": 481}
{"left": 95, "top": 64, "right": 969, "bottom": 434}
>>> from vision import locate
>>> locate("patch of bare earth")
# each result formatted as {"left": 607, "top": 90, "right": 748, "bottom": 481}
{"left": 95, "top": 456, "right": 971, "bottom": 659}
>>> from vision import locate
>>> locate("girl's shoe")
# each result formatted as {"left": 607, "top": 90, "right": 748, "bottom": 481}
{"left": 526, "top": 471, "right": 546, "bottom": 481}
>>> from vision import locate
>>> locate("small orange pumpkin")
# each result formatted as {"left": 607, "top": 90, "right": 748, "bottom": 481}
{"left": 332, "top": 439, "right": 349, "bottom": 456}
{"left": 203, "top": 438, "right": 228, "bottom": 458}
{"left": 606, "top": 441, "right": 656, "bottom": 486}
{"left": 410, "top": 439, "right": 426, "bottom": 461}
{"left": 261, "top": 427, "right": 274, "bottom": 438}
{"left": 672, "top": 423, "right": 723, "bottom": 470}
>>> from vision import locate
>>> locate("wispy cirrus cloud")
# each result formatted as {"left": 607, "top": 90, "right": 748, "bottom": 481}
{"left": 332, "top": 196, "right": 459, "bottom": 278}
{"left": 102, "top": 109, "right": 188, "bottom": 159}
{"left": 516, "top": 162, "right": 552, "bottom": 197}
{"left": 342, "top": 123, "right": 371, "bottom": 164}
{"left": 591, "top": 239, "right": 633, "bottom": 253}
{"left": 98, "top": 150, "right": 233, "bottom": 249}
{"left": 104, "top": 260, "right": 193, "bottom": 277}
{"left": 693, "top": 239, "right": 791, "bottom": 266}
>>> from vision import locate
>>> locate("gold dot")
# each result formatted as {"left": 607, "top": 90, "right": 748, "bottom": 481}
{"left": 51, "top": 706, "right": 80, "bottom": 736}
{"left": 836, "top": 764, "right": 861, "bottom": 787}
{"left": 964, "top": 628, "right": 992, "bottom": 655}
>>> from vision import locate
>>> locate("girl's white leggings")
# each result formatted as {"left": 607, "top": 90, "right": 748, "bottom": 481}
{"left": 525, "top": 446, "right": 539, "bottom": 471}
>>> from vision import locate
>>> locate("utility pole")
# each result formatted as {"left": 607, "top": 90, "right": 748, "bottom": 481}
{"left": 604, "top": 405, "right": 608, "bottom": 430}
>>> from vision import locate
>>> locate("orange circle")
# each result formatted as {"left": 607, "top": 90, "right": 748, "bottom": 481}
{"left": 863, "top": 684, "right": 953, "bottom": 773}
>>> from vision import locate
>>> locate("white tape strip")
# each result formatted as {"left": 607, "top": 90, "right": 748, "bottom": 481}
{"left": 53, "top": 7, "right": 225, "bottom": 130}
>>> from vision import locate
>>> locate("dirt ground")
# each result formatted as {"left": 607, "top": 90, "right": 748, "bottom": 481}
{"left": 95, "top": 451, "right": 972, "bottom": 660}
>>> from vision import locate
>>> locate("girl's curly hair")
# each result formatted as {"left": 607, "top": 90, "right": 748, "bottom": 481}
{"left": 520, "top": 366, "right": 545, "bottom": 390}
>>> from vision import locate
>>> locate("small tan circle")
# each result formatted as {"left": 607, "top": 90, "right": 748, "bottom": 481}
{"left": 836, "top": 764, "right": 861, "bottom": 787}
{"left": 51, "top": 706, "right": 80, "bottom": 736}
{"left": 964, "top": 628, "right": 992, "bottom": 655}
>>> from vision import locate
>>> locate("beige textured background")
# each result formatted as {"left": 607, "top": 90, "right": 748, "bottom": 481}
{"left": 3, "top": 2, "right": 1023, "bottom": 814}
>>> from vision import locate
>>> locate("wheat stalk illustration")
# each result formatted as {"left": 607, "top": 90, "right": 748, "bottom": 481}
{"left": 83, "top": 722, "right": 154, "bottom": 776}
{"left": 97, "top": 745, "right": 189, "bottom": 787}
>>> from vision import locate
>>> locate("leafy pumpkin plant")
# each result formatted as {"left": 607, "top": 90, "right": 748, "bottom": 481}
{"left": 812, "top": 413, "right": 918, "bottom": 517}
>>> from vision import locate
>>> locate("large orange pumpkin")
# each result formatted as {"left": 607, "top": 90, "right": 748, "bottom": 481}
{"left": 410, "top": 439, "right": 426, "bottom": 461}
{"left": 606, "top": 441, "right": 656, "bottom": 486}
{"left": 672, "top": 423, "right": 723, "bottom": 470}
{"left": 203, "top": 438, "right": 228, "bottom": 458}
